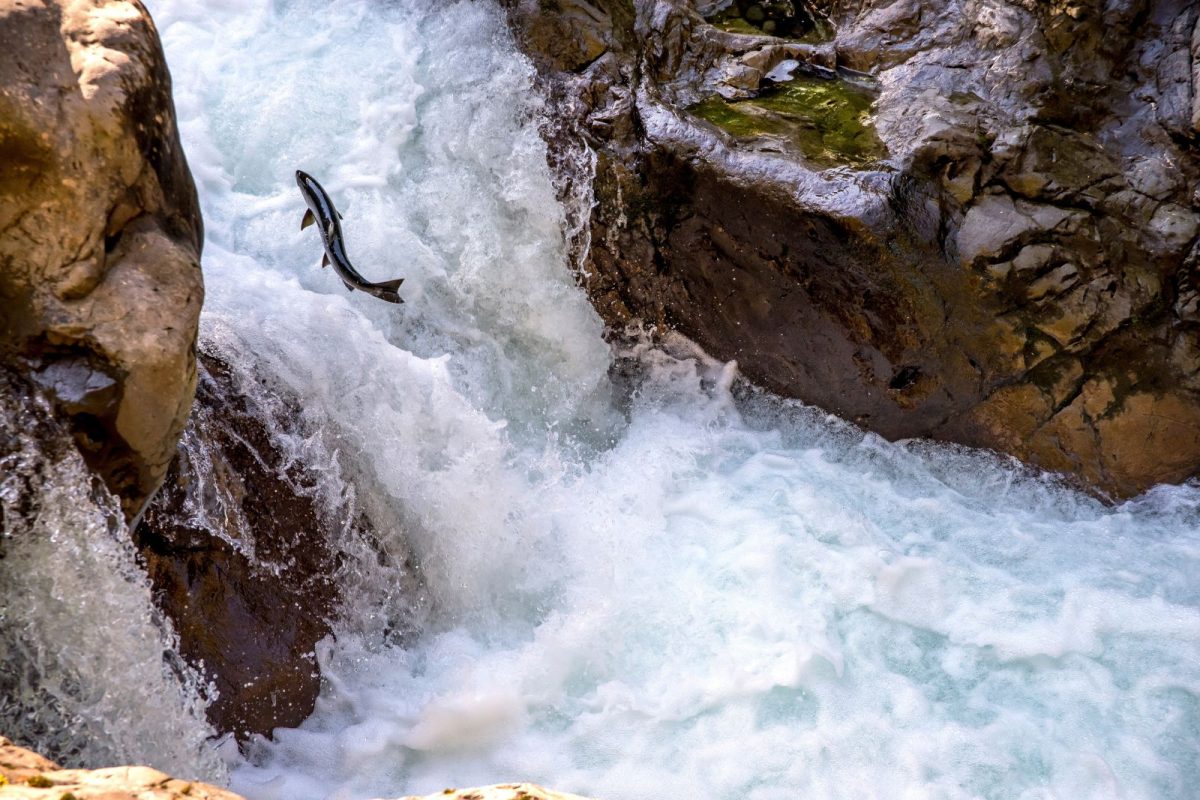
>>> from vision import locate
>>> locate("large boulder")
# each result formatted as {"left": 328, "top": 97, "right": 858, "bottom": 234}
{"left": 0, "top": 0, "right": 203, "bottom": 519}
{"left": 505, "top": 0, "right": 1200, "bottom": 498}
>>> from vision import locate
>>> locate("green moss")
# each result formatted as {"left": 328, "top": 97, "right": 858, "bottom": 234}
{"left": 712, "top": 16, "right": 764, "bottom": 35}
{"left": 706, "top": 4, "right": 834, "bottom": 42}
{"left": 26, "top": 775, "right": 54, "bottom": 788}
{"left": 687, "top": 74, "right": 887, "bottom": 168}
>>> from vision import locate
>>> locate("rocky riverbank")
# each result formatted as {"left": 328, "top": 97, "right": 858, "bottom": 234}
{"left": 504, "top": 0, "right": 1200, "bottom": 498}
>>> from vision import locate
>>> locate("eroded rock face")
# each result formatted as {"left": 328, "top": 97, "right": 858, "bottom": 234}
{"left": 0, "top": 0, "right": 203, "bottom": 519}
{"left": 506, "top": 0, "right": 1200, "bottom": 498}
{"left": 135, "top": 351, "right": 352, "bottom": 739}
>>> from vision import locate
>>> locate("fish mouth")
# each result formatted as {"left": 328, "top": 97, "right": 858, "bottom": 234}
{"left": 295, "top": 169, "right": 311, "bottom": 186}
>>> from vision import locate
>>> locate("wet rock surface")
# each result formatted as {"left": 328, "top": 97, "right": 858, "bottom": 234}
{"left": 506, "top": 0, "right": 1200, "bottom": 498}
{"left": 0, "top": 0, "right": 203, "bottom": 519}
{"left": 136, "top": 350, "right": 363, "bottom": 739}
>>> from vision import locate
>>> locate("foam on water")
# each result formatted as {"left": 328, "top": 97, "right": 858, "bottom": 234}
{"left": 138, "top": 0, "right": 1200, "bottom": 797}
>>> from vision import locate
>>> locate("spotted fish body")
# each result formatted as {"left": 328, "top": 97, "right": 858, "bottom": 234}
{"left": 295, "top": 169, "right": 405, "bottom": 304}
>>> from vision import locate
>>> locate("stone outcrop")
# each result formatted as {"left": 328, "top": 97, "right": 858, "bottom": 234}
{"left": 0, "top": 0, "right": 204, "bottom": 519}
{"left": 0, "top": 735, "right": 239, "bottom": 800}
{"left": 0, "top": 736, "right": 592, "bottom": 800}
{"left": 506, "top": 0, "right": 1200, "bottom": 498}
{"left": 135, "top": 349, "right": 368, "bottom": 739}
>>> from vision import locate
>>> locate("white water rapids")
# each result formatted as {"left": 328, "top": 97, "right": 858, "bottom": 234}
{"left": 7, "top": 0, "right": 1200, "bottom": 797}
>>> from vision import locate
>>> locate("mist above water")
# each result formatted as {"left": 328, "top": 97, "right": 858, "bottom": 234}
{"left": 16, "top": 0, "right": 1199, "bottom": 797}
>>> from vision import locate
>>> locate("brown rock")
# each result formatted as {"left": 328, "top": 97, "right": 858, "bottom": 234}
{"left": 505, "top": 0, "right": 1200, "bottom": 499}
{"left": 1034, "top": 385, "right": 1200, "bottom": 497}
{"left": 135, "top": 350, "right": 348, "bottom": 739}
{"left": 0, "top": 0, "right": 203, "bottom": 520}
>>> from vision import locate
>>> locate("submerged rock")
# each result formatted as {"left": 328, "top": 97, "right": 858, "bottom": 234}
{"left": 505, "top": 0, "right": 1200, "bottom": 498}
{"left": 0, "top": 0, "right": 203, "bottom": 519}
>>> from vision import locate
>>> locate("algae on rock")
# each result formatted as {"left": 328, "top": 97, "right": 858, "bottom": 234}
{"left": 688, "top": 74, "right": 887, "bottom": 167}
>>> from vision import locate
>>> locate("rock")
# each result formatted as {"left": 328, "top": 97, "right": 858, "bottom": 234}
{"left": 0, "top": 736, "right": 597, "bottom": 800}
{"left": 1149, "top": 203, "right": 1200, "bottom": 255}
{"left": 0, "top": 367, "right": 82, "bottom": 563}
{"left": 505, "top": 0, "right": 1200, "bottom": 498}
{"left": 502, "top": 0, "right": 620, "bottom": 73}
{"left": 398, "top": 786, "right": 593, "bottom": 800}
{"left": 0, "top": 0, "right": 203, "bottom": 520}
{"left": 0, "top": 735, "right": 239, "bottom": 800}
{"left": 134, "top": 349, "right": 381, "bottom": 739}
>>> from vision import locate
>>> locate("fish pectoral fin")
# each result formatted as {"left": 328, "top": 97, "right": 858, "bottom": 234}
{"left": 375, "top": 277, "right": 404, "bottom": 292}
{"left": 321, "top": 253, "right": 330, "bottom": 268}
{"left": 301, "top": 209, "right": 316, "bottom": 230}
{"left": 327, "top": 221, "right": 336, "bottom": 238}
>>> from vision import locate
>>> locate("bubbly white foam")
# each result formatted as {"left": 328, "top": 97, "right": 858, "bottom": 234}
{"left": 0, "top": 393, "right": 223, "bottom": 779}
{"left": 142, "top": 0, "right": 1200, "bottom": 797}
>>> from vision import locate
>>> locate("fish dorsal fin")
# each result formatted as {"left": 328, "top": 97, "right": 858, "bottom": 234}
{"left": 301, "top": 209, "right": 316, "bottom": 230}
{"left": 337, "top": 210, "right": 344, "bottom": 220}
{"left": 375, "top": 277, "right": 404, "bottom": 292}
{"left": 321, "top": 253, "right": 330, "bottom": 268}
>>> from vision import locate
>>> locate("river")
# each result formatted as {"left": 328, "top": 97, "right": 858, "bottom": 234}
{"left": 7, "top": 0, "right": 1200, "bottom": 797}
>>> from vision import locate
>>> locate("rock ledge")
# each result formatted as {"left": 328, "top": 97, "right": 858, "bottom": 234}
{"left": 0, "top": 737, "right": 594, "bottom": 800}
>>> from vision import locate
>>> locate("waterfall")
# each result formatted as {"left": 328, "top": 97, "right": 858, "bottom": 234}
{"left": 0, "top": 372, "right": 223, "bottom": 779}
{"left": 5, "top": 0, "right": 1197, "bottom": 797}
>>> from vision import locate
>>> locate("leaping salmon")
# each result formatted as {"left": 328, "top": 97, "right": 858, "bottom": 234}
{"left": 295, "top": 169, "right": 405, "bottom": 304}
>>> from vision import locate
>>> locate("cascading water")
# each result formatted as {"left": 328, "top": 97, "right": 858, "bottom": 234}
{"left": 0, "top": 374, "right": 223, "bottom": 778}
{"left": 15, "top": 0, "right": 1197, "bottom": 796}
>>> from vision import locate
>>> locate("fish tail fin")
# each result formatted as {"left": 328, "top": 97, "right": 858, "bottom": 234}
{"left": 370, "top": 277, "right": 405, "bottom": 304}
